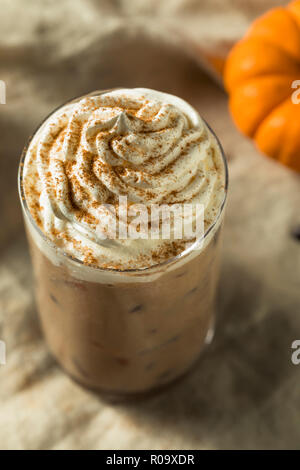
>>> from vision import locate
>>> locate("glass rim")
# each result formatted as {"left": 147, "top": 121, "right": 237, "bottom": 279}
{"left": 18, "top": 88, "right": 229, "bottom": 275}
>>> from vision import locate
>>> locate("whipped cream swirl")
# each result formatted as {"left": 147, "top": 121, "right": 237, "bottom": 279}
{"left": 23, "top": 88, "right": 226, "bottom": 269}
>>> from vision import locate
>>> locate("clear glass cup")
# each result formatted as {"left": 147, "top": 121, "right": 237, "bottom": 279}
{"left": 18, "top": 91, "right": 228, "bottom": 400}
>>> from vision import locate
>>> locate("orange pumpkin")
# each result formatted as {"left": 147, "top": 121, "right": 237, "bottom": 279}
{"left": 224, "top": 0, "right": 300, "bottom": 172}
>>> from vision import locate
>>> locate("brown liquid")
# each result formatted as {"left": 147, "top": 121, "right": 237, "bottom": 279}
{"left": 27, "top": 226, "right": 222, "bottom": 398}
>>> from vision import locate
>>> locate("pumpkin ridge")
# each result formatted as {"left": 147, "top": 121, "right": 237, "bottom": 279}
{"left": 248, "top": 6, "right": 300, "bottom": 63}
{"left": 224, "top": 37, "right": 300, "bottom": 92}
{"left": 288, "top": 0, "right": 300, "bottom": 30}
{"left": 253, "top": 96, "right": 291, "bottom": 134}
{"left": 254, "top": 96, "right": 294, "bottom": 138}
{"left": 282, "top": 6, "right": 300, "bottom": 62}
{"left": 229, "top": 72, "right": 300, "bottom": 87}
{"left": 246, "top": 37, "right": 300, "bottom": 66}
{"left": 230, "top": 76, "right": 297, "bottom": 137}
{"left": 253, "top": 96, "right": 295, "bottom": 163}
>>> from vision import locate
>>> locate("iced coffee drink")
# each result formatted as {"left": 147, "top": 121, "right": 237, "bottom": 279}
{"left": 19, "top": 88, "right": 228, "bottom": 398}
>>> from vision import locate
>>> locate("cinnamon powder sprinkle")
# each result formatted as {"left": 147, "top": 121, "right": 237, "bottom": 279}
{"left": 22, "top": 89, "right": 226, "bottom": 270}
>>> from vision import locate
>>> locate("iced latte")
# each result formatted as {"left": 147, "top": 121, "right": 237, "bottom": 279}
{"left": 19, "top": 88, "right": 228, "bottom": 398}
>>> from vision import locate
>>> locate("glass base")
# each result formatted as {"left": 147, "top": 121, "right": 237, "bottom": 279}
{"left": 57, "top": 318, "right": 216, "bottom": 404}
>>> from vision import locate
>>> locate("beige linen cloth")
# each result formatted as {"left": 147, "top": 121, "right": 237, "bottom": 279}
{"left": 0, "top": 0, "right": 299, "bottom": 450}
